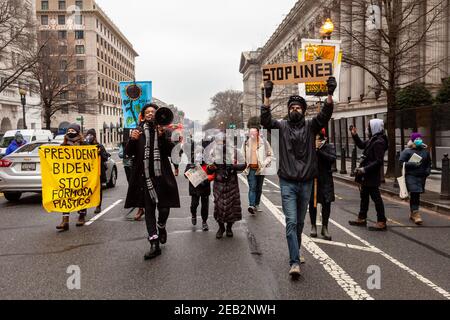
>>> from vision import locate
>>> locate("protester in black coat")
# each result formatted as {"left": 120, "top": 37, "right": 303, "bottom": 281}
{"left": 56, "top": 123, "right": 87, "bottom": 232}
{"left": 125, "top": 103, "right": 180, "bottom": 260}
{"left": 349, "top": 119, "right": 388, "bottom": 231}
{"left": 309, "top": 129, "right": 336, "bottom": 241}
{"left": 85, "top": 128, "right": 110, "bottom": 214}
{"left": 206, "top": 134, "right": 246, "bottom": 239}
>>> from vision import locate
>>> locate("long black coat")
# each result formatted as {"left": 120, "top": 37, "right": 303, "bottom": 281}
{"left": 399, "top": 143, "right": 431, "bottom": 193}
{"left": 124, "top": 125, "right": 180, "bottom": 209}
{"left": 316, "top": 143, "right": 336, "bottom": 204}
{"left": 353, "top": 133, "right": 388, "bottom": 187}
{"left": 208, "top": 164, "right": 246, "bottom": 224}
{"left": 97, "top": 144, "right": 109, "bottom": 183}
{"left": 184, "top": 164, "right": 211, "bottom": 197}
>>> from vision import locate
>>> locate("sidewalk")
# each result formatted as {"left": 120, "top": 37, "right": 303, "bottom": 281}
{"left": 334, "top": 159, "right": 450, "bottom": 216}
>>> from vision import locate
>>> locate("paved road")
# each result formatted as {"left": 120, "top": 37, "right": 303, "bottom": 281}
{"left": 0, "top": 152, "right": 449, "bottom": 300}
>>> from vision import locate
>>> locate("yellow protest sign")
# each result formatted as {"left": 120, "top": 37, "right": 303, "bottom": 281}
{"left": 39, "top": 146, "right": 101, "bottom": 213}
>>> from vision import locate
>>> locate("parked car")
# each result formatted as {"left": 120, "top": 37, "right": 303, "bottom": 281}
{"left": 0, "top": 130, "right": 53, "bottom": 159}
{"left": 0, "top": 141, "right": 118, "bottom": 202}
{"left": 53, "top": 134, "right": 65, "bottom": 142}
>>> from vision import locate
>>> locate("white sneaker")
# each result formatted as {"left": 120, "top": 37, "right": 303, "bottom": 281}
{"left": 289, "top": 264, "right": 301, "bottom": 277}
{"left": 255, "top": 205, "right": 263, "bottom": 212}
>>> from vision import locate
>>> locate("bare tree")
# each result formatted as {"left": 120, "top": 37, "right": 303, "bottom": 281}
{"left": 335, "top": 0, "right": 449, "bottom": 176}
{"left": 205, "top": 90, "right": 243, "bottom": 130}
{"left": 31, "top": 31, "right": 98, "bottom": 130}
{"left": 0, "top": 0, "right": 41, "bottom": 92}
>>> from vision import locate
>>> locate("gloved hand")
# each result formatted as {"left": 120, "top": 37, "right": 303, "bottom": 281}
{"left": 264, "top": 81, "right": 274, "bottom": 99}
{"left": 355, "top": 167, "right": 365, "bottom": 175}
{"left": 327, "top": 77, "right": 337, "bottom": 96}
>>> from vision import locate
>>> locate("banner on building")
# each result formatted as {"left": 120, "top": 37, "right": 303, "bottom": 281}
{"left": 299, "top": 39, "right": 342, "bottom": 101}
{"left": 262, "top": 60, "right": 334, "bottom": 85}
{"left": 120, "top": 81, "right": 152, "bottom": 129}
{"left": 39, "top": 146, "right": 101, "bottom": 213}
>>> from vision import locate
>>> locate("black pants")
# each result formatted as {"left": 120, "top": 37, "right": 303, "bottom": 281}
{"left": 144, "top": 191, "right": 170, "bottom": 239}
{"left": 359, "top": 186, "right": 387, "bottom": 223}
{"left": 309, "top": 198, "right": 331, "bottom": 227}
{"left": 124, "top": 166, "right": 132, "bottom": 183}
{"left": 410, "top": 192, "right": 421, "bottom": 212}
{"left": 191, "top": 195, "right": 209, "bottom": 222}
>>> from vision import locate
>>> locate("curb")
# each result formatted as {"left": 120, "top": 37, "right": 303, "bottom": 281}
{"left": 334, "top": 175, "right": 450, "bottom": 217}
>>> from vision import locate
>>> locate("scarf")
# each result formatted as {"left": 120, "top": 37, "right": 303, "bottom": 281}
{"left": 65, "top": 135, "right": 82, "bottom": 146}
{"left": 143, "top": 121, "right": 161, "bottom": 204}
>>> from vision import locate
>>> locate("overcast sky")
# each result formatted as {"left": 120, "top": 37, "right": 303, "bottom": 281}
{"left": 95, "top": 0, "right": 297, "bottom": 123}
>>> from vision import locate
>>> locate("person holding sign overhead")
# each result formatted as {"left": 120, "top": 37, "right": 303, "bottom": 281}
{"left": 260, "top": 77, "right": 337, "bottom": 279}
{"left": 56, "top": 124, "right": 87, "bottom": 231}
{"left": 125, "top": 103, "right": 180, "bottom": 261}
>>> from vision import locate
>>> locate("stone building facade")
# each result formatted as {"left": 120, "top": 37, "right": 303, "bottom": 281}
{"left": 240, "top": 0, "right": 450, "bottom": 125}
{"left": 36, "top": 0, "right": 138, "bottom": 147}
{"left": 0, "top": 0, "right": 42, "bottom": 135}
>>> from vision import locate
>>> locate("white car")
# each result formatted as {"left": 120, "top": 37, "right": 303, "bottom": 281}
{"left": 0, "top": 141, "right": 118, "bottom": 202}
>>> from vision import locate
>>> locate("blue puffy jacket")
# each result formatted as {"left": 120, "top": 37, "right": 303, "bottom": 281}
{"left": 5, "top": 140, "right": 27, "bottom": 156}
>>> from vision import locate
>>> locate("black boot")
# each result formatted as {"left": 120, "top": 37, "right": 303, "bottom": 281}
{"left": 191, "top": 214, "right": 197, "bottom": 226}
{"left": 310, "top": 225, "right": 318, "bottom": 238}
{"left": 216, "top": 223, "right": 225, "bottom": 239}
{"left": 158, "top": 225, "right": 167, "bottom": 244}
{"left": 144, "top": 239, "right": 161, "bottom": 260}
{"left": 321, "top": 225, "right": 332, "bottom": 241}
{"left": 226, "top": 223, "right": 234, "bottom": 238}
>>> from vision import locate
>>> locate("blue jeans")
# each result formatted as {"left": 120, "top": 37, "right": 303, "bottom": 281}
{"left": 280, "top": 178, "right": 314, "bottom": 266}
{"left": 247, "top": 169, "right": 265, "bottom": 207}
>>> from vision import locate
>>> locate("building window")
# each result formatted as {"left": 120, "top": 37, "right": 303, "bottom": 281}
{"left": 75, "top": 30, "right": 84, "bottom": 39}
{"left": 60, "top": 74, "right": 68, "bottom": 85}
{"left": 58, "top": 0, "right": 66, "bottom": 10}
{"left": 58, "top": 30, "right": 67, "bottom": 39}
{"left": 58, "top": 15, "right": 65, "bottom": 25}
{"left": 41, "top": 1, "right": 49, "bottom": 10}
{"left": 75, "top": 0, "right": 83, "bottom": 10}
{"left": 75, "top": 45, "right": 85, "bottom": 54}
{"left": 76, "top": 60, "right": 85, "bottom": 69}
{"left": 41, "top": 15, "right": 48, "bottom": 25}
{"left": 76, "top": 74, "right": 86, "bottom": 85}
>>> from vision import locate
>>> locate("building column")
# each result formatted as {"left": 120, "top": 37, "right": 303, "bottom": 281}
{"left": 339, "top": 0, "right": 352, "bottom": 104}
{"left": 350, "top": 3, "right": 365, "bottom": 104}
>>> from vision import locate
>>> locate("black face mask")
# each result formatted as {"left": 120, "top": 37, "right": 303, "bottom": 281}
{"left": 67, "top": 132, "right": 78, "bottom": 139}
{"left": 289, "top": 111, "right": 304, "bottom": 123}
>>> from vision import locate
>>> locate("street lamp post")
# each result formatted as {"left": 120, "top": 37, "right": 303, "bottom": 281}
{"left": 19, "top": 88, "right": 27, "bottom": 129}
{"left": 320, "top": 18, "right": 334, "bottom": 40}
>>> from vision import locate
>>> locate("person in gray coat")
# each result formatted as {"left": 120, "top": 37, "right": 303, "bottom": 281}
{"left": 399, "top": 132, "right": 431, "bottom": 225}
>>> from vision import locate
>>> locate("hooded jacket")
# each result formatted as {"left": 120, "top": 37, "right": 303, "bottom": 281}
{"left": 260, "top": 101, "right": 334, "bottom": 182}
{"left": 353, "top": 119, "right": 389, "bottom": 187}
{"left": 5, "top": 139, "right": 27, "bottom": 156}
{"left": 399, "top": 140, "right": 431, "bottom": 193}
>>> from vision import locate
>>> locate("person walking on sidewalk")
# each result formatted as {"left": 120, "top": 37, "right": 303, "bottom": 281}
{"left": 349, "top": 120, "right": 388, "bottom": 231}
{"left": 399, "top": 133, "right": 431, "bottom": 225}
{"left": 56, "top": 124, "right": 87, "bottom": 231}
{"left": 260, "top": 77, "right": 337, "bottom": 278}
{"left": 185, "top": 150, "right": 214, "bottom": 231}
{"left": 206, "top": 132, "right": 246, "bottom": 239}
{"left": 242, "top": 127, "right": 274, "bottom": 215}
{"left": 309, "top": 128, "right": 336, "bottom": 241}
{"left": 85, "top": 129, "right": 110, "bottom": 214}
{"left": 125, "top": 103, "right": 180, "bottom": 260}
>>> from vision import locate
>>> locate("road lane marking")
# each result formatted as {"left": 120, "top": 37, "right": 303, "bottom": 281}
{"left": 264, "top": 178, "right": 280, "bottom": 189}
{"left": 85, "top": 199, "right": 123, "bottom": 226}
{"left": 328, "top": 218, "right": 450, "bottom": 299}
{"left": 335, "top": 194, "right": 344, "bottom": 200}
{"left": 239, "top": 175, "right": 373, "bottom": 300}
{"left": 311, "top": 238, "right": 380, "bottom": 253}
{"left": 251, "top": 177, "right": 450, "bottom": 300}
